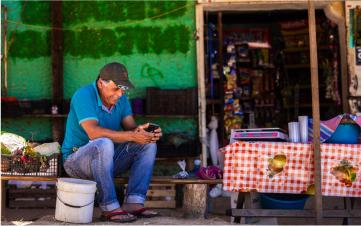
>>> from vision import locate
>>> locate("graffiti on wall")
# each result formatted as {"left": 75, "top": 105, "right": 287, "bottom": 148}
{"left": 140, "top": 63, "right": 164, "bottom": 87}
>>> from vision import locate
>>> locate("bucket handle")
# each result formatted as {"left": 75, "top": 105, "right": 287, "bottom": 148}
{"left": 57, "top": 196, "right": 94, "bottom": 208}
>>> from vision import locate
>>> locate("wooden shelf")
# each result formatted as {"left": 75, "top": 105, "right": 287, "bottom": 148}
{"left": 284, "top": 103, "right": 336, "bottom": 109}
{"left": 255, "top": 104, "right": 274, "bottom": 107}
{"left": 0, "top": 175, "right": 222, "bottom": 185}
{"left": 238, "top": 97, "right": 252, "bottom": 101}
{"left": 2, "top": 114, "right": 67, "bottom": 118}
{"left": 283, "top": 46, "right": 330, "bottom": 53}
{"left": 281, "top": 26, "right": 321, "bottom": 36}
{"left": 206, "top": 99, "right": 222, "bottom": 104}
{"left": 134, "top": 114, "right": 197, "bottom": 119}
{"left": 284, "top": 64, "right": 310, "bottom": 69}
{"left": 3, "top": 114, "right": 196, "bottom": 119}
{"left": 250, "top": 65, "right": 275, "bottom": 70}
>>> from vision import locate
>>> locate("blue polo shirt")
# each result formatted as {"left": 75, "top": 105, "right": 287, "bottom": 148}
{"left": 61, "top": 82, "right": 132, "bottom": 161}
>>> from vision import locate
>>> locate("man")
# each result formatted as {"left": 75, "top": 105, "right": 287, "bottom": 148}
{"left": 61, "top": 62, "right": 161, "bottom": 223}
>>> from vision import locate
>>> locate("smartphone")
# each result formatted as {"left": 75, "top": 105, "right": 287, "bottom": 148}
{"left": 144, "top": 123, "right": 160, "bottom": 133}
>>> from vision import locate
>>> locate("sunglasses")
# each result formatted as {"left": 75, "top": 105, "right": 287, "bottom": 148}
{"left": 100, "top": 79, "right": 129, "bottom": 91}
{"left": 117, "top": 84, "right": 129, "bottom": 91}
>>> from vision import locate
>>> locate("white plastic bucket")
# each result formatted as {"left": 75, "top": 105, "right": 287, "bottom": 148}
{"left": 55, "top": 178, "right": 97, "bottom": 224}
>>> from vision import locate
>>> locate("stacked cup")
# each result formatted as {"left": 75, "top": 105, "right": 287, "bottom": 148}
{"left": 298, "top": 116, "right": 308, "bottom": 143}
{"left": 288, "top": 116, "right": 308, "bottom": 143}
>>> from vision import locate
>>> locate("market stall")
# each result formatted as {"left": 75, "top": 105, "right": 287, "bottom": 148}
{"left": 195, "top": 0, "right": 360, "bottom": 224}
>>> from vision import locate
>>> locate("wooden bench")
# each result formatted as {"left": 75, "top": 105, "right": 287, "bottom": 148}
{"left": 1, "top": 176, "right": 222, "bottom": 218}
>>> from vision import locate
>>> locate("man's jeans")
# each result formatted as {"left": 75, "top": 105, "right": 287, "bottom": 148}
{"left": 63, "top": 138, "right": 157, "bottom": 211}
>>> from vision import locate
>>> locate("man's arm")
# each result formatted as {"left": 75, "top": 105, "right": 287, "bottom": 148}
{"left": 122, "top": 115, "right": 138, "bottom": 131}
{"left": 81, "top": 120, "right": 153, "bottom": 144}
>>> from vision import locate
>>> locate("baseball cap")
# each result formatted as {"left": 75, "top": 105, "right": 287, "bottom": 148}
{"left": 98, "top": 62, "right": 135, "bottom": 89}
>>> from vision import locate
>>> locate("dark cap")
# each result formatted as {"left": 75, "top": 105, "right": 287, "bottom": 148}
{"left": 98, "top": 62, "right": 134, "bottom": 89}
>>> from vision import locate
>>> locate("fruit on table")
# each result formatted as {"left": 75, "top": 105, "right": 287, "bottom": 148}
{"left": 267, "top": 154, "right": 287, "bottom": 178}
{"left": 268, "top": 154, "right": 287, "bottom": 171}
{"left": 331, "top": 160, "right": 359, "bottom": 187}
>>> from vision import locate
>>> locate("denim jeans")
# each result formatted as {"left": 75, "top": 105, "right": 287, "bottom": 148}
{"left": 63, "top": 138, "right": 157, "bottom": 211}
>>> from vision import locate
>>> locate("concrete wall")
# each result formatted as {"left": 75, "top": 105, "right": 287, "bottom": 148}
{"left": 1, "top": 1, "right": 197, "bottom": 141}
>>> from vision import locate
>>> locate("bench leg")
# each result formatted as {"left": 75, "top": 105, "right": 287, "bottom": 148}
{"left": 1, "top": 181, "right": 6, "bottom": 218}
{"left": 183, "top": 184, "right": 207, "bottom": 218}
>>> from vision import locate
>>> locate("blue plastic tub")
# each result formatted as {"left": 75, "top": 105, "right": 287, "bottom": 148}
{"left": 326, "top": 123, "right": 360, "bottom": 144}
{"left": 260, "top": 193, "right": 309, "bottom": 209}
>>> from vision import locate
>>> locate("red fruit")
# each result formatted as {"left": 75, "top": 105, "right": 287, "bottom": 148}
{"left": 21, "top": 156, "right": 27, "bottom": 162}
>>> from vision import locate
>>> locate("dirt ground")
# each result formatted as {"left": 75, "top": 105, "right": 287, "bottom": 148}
{"left": 2, "top": 196, "right": 361, "bottom": 225}
{"left": 3, "top": 206, "right": 361, "bottom": 225}
{"left": 1, "top": 208, "right": 230, "bottom": 225}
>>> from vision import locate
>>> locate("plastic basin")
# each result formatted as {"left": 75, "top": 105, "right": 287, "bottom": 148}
{"left": 260, "top": 193, "right": 308, "bottom": 209}
{"left": 326, "top": 124, "right": 360, "bottom": 144}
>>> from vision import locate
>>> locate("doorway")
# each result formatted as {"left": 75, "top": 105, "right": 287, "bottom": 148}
{"left": 204, "top": 10, "right": 343, "bottom": 146}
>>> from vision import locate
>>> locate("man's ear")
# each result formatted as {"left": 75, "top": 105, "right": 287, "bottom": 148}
{"left": 97, "top": 79, "right": 103, "bottom": 88}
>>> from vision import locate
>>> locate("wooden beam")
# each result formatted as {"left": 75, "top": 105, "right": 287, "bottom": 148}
{"left": 196, "top": 4, "right": 208, "bottom": 167}
{"left": 51, "top": 1, "right": 64, "bottom": 142}
{"left": 2, "top": 5, "right": 8, "bottom": 97}
{"left": 229, "top": 209, "right": 361, "bottom": 218}
{"left": 230, "top": 209, "right": 314, "bottom": 218}
{"left": 217, "top": 12, "right": 225, "bottom": 146}
{"left": 201, "top": 1, "right": 330, "bottom": 12}
{"left": 0, "top": 176, "right": 223, "bottom": 185}
{"left": 51, "top": 1, "right": 63, "bottom": 106}
{"left": 308, "top": 0, "right": 323, "bottom": 224}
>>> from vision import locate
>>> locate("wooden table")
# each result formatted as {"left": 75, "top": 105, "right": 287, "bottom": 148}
{"left": 223, "top": 141, "right": 361, "bottom": 222}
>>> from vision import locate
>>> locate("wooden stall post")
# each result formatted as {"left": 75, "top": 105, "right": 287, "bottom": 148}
{"left": 308, "top": 0, "right": 323, "bottom": 223}
{"left": 217, "top": 12, "right": 225, "bottom": 147}
{"left": 196, "top": 4, "right": 208, "bottom": 167}
{"left": 2, "top": 5, "right": 8, "bottom": 97}
{"left": 51, "top": 1, "right": 64, "bottom": 142}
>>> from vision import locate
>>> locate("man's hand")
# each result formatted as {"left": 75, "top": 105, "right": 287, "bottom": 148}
{"left": 132, "top": 126, "right": 153, "bottom": 144}
{"left": 136, "top": 123, "right": 162, "bottom": 143}
{"left": 151, "top": 126, "right": 162, "bottom": 142}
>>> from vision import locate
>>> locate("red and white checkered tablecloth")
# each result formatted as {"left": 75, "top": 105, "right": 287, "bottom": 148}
{"left": 223, "top": 141, "right": 361, "bottom": 197}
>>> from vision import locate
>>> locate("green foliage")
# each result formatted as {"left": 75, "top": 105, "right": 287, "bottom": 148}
{"left": 62, "top": 25, "right": 190, "bottom": 58}
{"left": 10, "top": 1, "right": 192, "bottom": 59}
{"left": 21, "top": 1, "right": 50, "bottom": 26}
{"left": 8, "top": 30, "right": 50, "bottom": 58}
{"left": 115, "top": 26, "right": 135, "bottom": 55}
{"left": 62, "top": 1, "right": 187, "bottom": 25}
{"left": 146, "top": 1, "right": 187, "bottom": 19}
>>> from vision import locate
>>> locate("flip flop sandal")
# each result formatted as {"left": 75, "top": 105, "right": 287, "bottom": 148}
{"left": 129, "top": 207, "right": 159, "bottom": 218}
{"left": 100, "top": 210, "right": 137, "bottom": 223}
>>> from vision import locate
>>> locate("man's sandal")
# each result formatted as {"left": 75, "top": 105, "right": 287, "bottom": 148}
{"left": 128, "top": 207, "right": 159, "bottom": 218}
{"left": 100, "top": 210, "right": 137, "bottom": 223}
